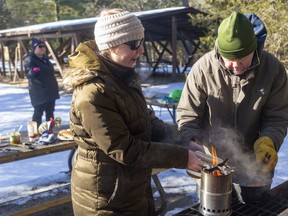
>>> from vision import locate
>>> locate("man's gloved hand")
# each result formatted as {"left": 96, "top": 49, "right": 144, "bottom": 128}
{"left": 253, "top": 136, "right": 278, "bottom": 173}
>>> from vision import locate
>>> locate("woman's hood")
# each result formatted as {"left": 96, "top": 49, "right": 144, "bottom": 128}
{"left": 63, "top": 40, "right": 108, "bottom": 92}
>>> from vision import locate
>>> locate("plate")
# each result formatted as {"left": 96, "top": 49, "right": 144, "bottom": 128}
{"left": 57, "top": 129, "right": 73, "bottom": 141}
{"left": 0, "top": 142, "right": 9, "bottom": 147}
{"left": 186, "top": 169, "right": 201, "bottom": 179}
{"left": 0, "top": 137, "right": 10, "bottom": 147}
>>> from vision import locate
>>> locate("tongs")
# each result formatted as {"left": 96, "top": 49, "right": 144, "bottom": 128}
{"left": 203, "top": 159, "right": 229, "bottom": 172}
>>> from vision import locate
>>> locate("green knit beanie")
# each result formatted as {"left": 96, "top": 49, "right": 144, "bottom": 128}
{"left": 218, "top": 12, "right": 257, "bottom": 59}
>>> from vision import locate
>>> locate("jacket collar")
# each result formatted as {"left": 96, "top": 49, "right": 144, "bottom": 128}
{"left": 98, "top": 55, "right": 138, "bottom": 87}
{"left": 214, "top": 42, "right": 260, "bottom": 80}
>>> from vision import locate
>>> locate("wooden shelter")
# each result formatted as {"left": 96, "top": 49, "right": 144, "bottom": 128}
{"left": 0, "top": 7, "right": 207, "bottom": 81}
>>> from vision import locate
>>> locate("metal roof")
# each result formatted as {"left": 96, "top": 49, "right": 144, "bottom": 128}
{"left": 0, "top": 7, "right": 207, "bottom": 42}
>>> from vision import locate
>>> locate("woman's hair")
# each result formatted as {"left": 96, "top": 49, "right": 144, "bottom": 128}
{"left": 100, "top": 47, "right": 112, "bottom": 58}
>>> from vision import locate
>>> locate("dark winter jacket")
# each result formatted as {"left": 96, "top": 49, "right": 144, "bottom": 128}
{"left": 63, "top": 41, "right": 188, "bottom": 216}
{"left": 24, "top": 53, "right": 59, "bottom": 106}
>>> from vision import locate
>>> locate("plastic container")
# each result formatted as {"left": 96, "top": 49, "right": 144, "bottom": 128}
{"left": 10, "top": 132, "right": 21, "bottom": 144}
{"left": 27, "top": 121, "right": 38, "bottom": 142}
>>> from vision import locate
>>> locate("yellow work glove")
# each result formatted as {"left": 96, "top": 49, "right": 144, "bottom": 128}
{"left": 253, "top": 136, "right": 278, "bottom": 173}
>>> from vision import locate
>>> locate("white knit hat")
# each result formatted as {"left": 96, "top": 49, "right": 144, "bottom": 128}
{"left": 94, "top": 11, "right": 145, "bottom": 51}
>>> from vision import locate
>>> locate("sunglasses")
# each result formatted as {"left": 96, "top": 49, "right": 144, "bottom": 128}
{"left": 38, "top": 45, "right": 46, "bottom": 48}
{"left": 123, "top": 38, "right": 144, "bottom": 50}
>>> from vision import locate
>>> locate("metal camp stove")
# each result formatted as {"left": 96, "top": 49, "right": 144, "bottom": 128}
{"left": 199, "top": 160, "right": 232, "bottom": 216}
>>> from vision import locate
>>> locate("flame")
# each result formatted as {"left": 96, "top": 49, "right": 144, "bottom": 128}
{"left": 211, "top": 145, "right": 222, "bottom": 176}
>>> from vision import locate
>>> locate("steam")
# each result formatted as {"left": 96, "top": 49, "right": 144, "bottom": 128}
{"left": 201, "top": 125, "right": 271, "bottom": 186}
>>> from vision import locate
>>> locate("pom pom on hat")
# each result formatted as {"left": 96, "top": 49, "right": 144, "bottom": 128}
{"left": 94, "top": 11, "right": 145, "bottom": 51}
{"left": 218, "top": 12, "right": 257, "bottom": 59}
{"left": 31, "top": 37, "right": 45, "bottom": 50}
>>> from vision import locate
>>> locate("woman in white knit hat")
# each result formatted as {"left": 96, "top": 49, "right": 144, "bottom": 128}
{"left": 64, "top": 8, "right": 202, "bottom": 216}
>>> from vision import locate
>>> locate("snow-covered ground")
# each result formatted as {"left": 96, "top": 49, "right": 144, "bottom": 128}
{"left": 0, "top": 82, "right": 287, "bottom": 215}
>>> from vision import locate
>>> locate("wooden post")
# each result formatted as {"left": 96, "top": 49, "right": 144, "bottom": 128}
{"left": 6, "top": 47, "right": 14, "bottom": 81}
{"left": 172, "top": 16, "right": 177, "bottom": 80}
{"left": 45, "top": 40, "right": 64, "bottom": 78}
{"left": 13, "top": 46, "right": 20, "bottom": 82}
{"left": 18, "top": 42, "right": 24, "bottom": 78}
{"left": 19, "top": 40, "right": 28, "bottom": 55}
{"left": 0, "top": 43, "right": 5, "bottom": 77}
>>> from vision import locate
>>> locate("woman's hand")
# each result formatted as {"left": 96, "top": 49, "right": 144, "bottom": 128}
{"left": 187, "top": 150, "right": 203, "bottom": 172}
{"left": 188, "top": 140, "right": 204, "bottom": 152}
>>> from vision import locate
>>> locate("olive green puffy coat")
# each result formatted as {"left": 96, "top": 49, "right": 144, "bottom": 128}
{"left": 64, "top": 41, "right": 188, "bottom": 216}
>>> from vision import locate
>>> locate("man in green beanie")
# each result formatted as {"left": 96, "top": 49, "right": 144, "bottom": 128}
{"left": 177, "top": 12, "right": 288, "bottom": 203}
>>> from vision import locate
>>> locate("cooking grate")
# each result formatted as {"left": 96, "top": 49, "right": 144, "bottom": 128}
{"left": 174, "top": 197, "right": 288, "bottom": 216}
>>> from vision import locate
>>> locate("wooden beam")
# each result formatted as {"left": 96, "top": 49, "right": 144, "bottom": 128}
{"left": 181, "top": 40, "right": 200, "bottom": 73}
{"left": 19, "top": 40, "right": 28, "bottom": 55}
{"left": 158, "top": 41, "right": 173, "bottom": 55}
{"left": 172, "top": 16, "right": 177, "bottom": 78}
{"left": 57, "top": 38, "right": 71, "bottom": 60}
{"left": 17, "top": 42, "right": 24, "bottom": 78}
{"left": 0, "top": 43, "right": 5, "bottom": 76}
{"left": 13, "top": 46, "right": 19, "bottom": 82}
{"left": 45, "top": 40, "right": 64, "bottom": 78}
{"left": 152, "top": 41, "right": 169, "bottom": 73}
{"left": 142, "top": 41, "right": 150, "bottom": 63}
{"left": 0, "top": 32, "right": 82, "bottom": 42}
{"left": 6, "top": 46, "right": 14, "bottom": 80}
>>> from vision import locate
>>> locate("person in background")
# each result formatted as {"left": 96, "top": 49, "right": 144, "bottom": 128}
{"left": 63, "top": 8, "right": 202, "bottom": 216}
{"left": 177, "top": 11, "right": 288, "bottom": 203}
{"left": 24, "top": 37, "right": 60, "bottom": 128}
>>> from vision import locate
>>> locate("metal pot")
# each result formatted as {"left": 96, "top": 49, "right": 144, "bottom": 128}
{"left": 232, "top": 183, "right": 271, "bottom": 204}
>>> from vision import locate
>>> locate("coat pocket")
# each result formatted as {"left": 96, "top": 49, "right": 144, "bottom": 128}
{"left": 71, "top": 155, "right": 119, "bottom": 210}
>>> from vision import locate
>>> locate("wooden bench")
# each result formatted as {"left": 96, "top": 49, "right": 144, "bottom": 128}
{"left": 0, "top": 184, "right": 72, "bottom": 216}
{"left": 0, "top": 172, "right": 168, "bottom": 216}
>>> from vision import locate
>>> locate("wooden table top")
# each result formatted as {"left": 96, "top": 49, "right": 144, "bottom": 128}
{"left": 0, "top": 125, "right": 77, "bottom": 164}
{"left": 0, "top": 139, "right": 77, "bottom": 164}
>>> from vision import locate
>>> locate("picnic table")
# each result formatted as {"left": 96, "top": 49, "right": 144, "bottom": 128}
{"left": 0, "top": 126, "right": 168, "bottom": 216}
{"left": 0, "top": 140, "right": 77, "bottom": 164}
{"left": 0, "top": 126, "right": 76, "bottom": 164}
{"left": 0, "top": 126, "right": 76, "bottom": 216}
{"left": 145, "top": 92, "right": 178, "bottom": 124}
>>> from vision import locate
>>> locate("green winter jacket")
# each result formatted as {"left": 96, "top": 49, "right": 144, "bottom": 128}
{"left": 63, "top": 41, "right": 188, "bottom": 216}
{"left": 177, "top": 45, "right": 288, "bottom": 185}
